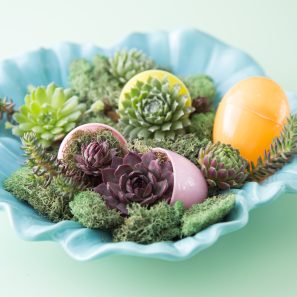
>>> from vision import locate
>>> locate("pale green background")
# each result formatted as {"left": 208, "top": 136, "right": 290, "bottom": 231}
{"left": 0, "top": 0, "right": 297, "bottom": 296}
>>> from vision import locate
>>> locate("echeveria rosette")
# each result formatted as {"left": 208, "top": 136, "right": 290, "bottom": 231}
{"left": 12, "top": 83, "right": 85, "bottom": 147}
{"left": 94, "top": 151, "right": 174, "bottom": 216}
{"left": 119, "top": 76, "right": 193, "bottom": 140}
{"left": 74, "top": 140, "right": 118, "bottom": 177}
{"left": 109, "top": 49, "right": 157, "bottom": 85}
{"left": 198, "top": 142, "right": 249, "bottom": 190}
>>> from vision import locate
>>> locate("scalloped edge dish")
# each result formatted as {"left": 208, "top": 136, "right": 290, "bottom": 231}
{"left": 0, "top": 29, "right": 297, "bottom": 261}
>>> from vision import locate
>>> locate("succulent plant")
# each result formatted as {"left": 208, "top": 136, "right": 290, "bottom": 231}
{"left": 0, "top": 97, "right": 15, "bottom": 122}
{"left": 109, "top": 49, "right": 157, "bottom": 84}
{"left": 113, "top": 201, "right": 184, "bottom": 244}
{"left": 74, "top": 140, "right": 119, "bottom": 177}
{"left": 61, "top": 128, "right": 125, "bottom": 175}
{"left": 249, "top": 114, "right": 297, "bottom": 182}
{"left": 12, "top": 83, "right": 85, "bottom": 147}
{"left": 119, "top": 77, "right": 193, "bottom": 140}
{"left": 181, "top": 193, "right": 236, "bottom": 237}
{"left": 189, "top": 112, "right": 215, "bottom": 140}
{"left": 197, "top": 142, "right": 249, "bottom": 190}
{"left": 94, "top": 151, "right": 174, "bottom": 215}
{"left": 184, "top": 74, "right": 216, "bottom": 113}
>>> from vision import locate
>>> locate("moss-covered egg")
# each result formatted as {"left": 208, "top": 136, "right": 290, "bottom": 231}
{"left": 213, "top": 77, "right": 290, "bottom": 164}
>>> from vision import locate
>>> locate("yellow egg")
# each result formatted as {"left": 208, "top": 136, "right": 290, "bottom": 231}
{"left": 119, "top": 70, "right": 191, "bottom": 110}
{"left": 213, "top": 77, "right": 290, "bottom": 165}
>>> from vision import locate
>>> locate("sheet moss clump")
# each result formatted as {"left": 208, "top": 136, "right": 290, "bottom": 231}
{"left": 3, "top": 167, "right": 77, "bottom": 222}
{"left": 128, "top": 134, "right": 209, "bottom": 164}
{"left": 113, "top": 201, "right": 184, "bottom": 244}
{"left": 181, "top": 193, "right": 236, "bottom": 237}
{"left": 69, "top": 55, "right": 121, "bottom": 108}
{"left": 3, "top": 166, "right": 35, "bottom": 201}
{"left": 70, "top": 191, "right": 123, "bottom": 230}
{"left": 189, "top": 112, "right": 215, "bottom": 140}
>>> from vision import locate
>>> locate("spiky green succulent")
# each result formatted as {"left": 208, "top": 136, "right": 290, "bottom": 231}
{"left": 189, "top": 112, "right": 215, "bottom": 140}
{"left": 12, "top": 83, "right": 85, "bottom": 147}
{"left": 184, "top": 74, "right": 216, "bottom": 113}
{"left": 198, "top": 142, "right": 249, "bottom": 190}
{"left": 119, "top": 77, "right": 193, "bottom": 140}
{"left": 249, "top": 114, "right": 297, "bottom": 181}
{"left": 113, "top": 201, "right": 184, "bottom": 244}
{"left": 181, "top": 193, "right": 236, "bottom": 237}
{"left": 109, "top": 49, "right": 157, "bottom": 85}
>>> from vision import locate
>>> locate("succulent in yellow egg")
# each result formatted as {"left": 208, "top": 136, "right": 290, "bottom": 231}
{"left": 213, "top": 77, "right": 290, "bottom": 165}
{"left": 118, "top": 70, "right": 193, "bottom": 140}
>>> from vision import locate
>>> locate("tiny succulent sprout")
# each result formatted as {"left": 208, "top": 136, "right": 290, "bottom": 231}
{"left": 184, "top": 74, "right": 216, "bottom": 113}
{"left": 12, "top": 83, "right": 86, "bottom": 147}
{"left": 94, "top": 151, "right": 174, "bottom": 216}
{"left": 75, "top": 140, "right": 118, "bottom": 177}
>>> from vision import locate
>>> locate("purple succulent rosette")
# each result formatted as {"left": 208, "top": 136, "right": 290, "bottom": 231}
{"left": 94, "top": 151, "right": 174, "bottom": 215}
{"left": 75, "top": 140, "right": 118, "bottom": 177}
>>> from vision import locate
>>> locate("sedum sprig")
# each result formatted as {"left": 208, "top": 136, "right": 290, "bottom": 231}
{"left": 21, "top": 132, "right": 86, "bottom": 188}
{"left": 249, "top": 114, "right": 297, "bottom": 181}
{"left": 0, "top": 97, "right": 15, "bottom": 122}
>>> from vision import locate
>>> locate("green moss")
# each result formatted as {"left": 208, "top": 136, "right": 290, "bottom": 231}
{"left": 3, "top": 167, "right": 35, "bottom": 201}
{"left": 70, "top": 191, "right": 123, "bottom": 229}
{"left": 128, "top": 134, "right": 209, "bottom": 164}
{"left": 69, "top": 55, "right": 121, "bottom": 110}
{"left": 181, "top": 193, "right": 236, "bottom": 237}
{"left": 82, "top": 113, "right": 119, "bottom": 129}
{"left": 3, "top": 167, "right": 77, "bottom": 222}
{"left": 184, "top": 74, "right": 216, "bottom": 102}
{"left": 63, "top": 129, "right": 125, "bottom": 171}
{"left": 189, "top": 112, "right": 215, "bottom": 140}
{"left": 113, "top": 201, "right": 184, "bottom": 244}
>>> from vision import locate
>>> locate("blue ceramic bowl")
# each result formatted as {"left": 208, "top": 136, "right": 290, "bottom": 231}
{"left": 0, "top": 29, "right": 296, "bottom": 261}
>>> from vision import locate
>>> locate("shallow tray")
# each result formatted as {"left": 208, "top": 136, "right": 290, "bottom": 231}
{"left": 0, "top": 29, "right": 296, "bottom": 261}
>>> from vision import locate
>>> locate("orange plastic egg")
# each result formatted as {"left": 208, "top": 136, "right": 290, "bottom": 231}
{"left": 213, "top": 77, "right": 290, "bottom": 165}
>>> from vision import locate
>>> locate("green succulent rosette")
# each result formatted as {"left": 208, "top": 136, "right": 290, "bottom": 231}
{"left": 109, "top": 49, "right": 157, "bottom": 84}
{"left": 119, "top": 76, "right": 194, "bottom": 140}
{"left": 12, "top": 83, "right": 86, "bottom": 147}
{"left": 197, "top": 142, "right": 249, "bottom": 190}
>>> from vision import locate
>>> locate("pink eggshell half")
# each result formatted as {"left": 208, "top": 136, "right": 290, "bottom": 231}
{"left": 152, "top": 147, "right": 208, "bottom": 208}
{"left": 57, "top": 123, "right": 127, "bottom": 160}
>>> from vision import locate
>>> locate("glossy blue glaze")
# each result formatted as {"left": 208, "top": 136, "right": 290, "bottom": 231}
{"left": 0, "top": 29, "right": 296, "bottom": 261}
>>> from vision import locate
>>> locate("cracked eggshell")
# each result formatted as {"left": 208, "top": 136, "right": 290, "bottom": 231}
{"left": 152, "top": 147, "right": 208, "bottom": 208}
{"left": 57, "top": 123, "right": 128, "bottom": 160}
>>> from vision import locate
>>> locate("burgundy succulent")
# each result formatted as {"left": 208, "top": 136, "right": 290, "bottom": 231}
{"left": 74, "top": 141, "right": 118, "bottom": 177}
{"left": 192, "top": 96, "right": 212, "bottom": 113}
{"left": 94, "top": 151, "right": 174, "bottom": 215}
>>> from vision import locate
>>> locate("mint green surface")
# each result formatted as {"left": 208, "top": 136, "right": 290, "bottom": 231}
{"left": 0, "top": 0, "right": 297, "bottom": 296}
